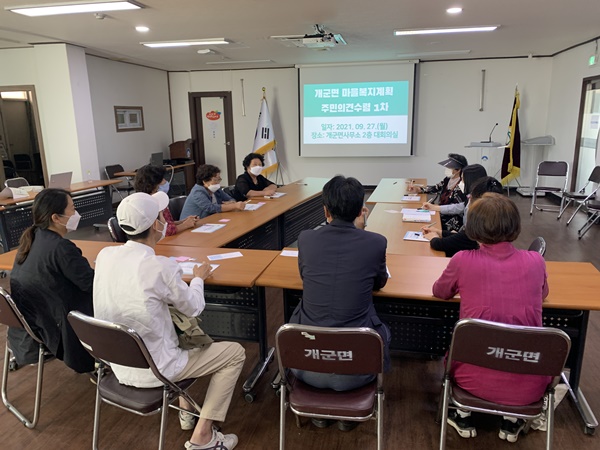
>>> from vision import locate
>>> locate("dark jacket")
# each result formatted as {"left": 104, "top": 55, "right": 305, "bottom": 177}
{"left": 429, "top": 230, "right": 479, "bottom": 257}
{"left": 233, "top": 172, "right": 274, "bottom": 201}
{"left": 9, "top": 228, "right": 95, "bottom": 373}
{"left": 290, "top": 219, "right": 391, "bottom": 369}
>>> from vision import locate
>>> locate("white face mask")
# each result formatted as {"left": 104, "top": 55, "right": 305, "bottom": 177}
{"left": 250, "top": 166, "right": 263, "bottom": 176}
{"left": 208, "top": 183, "right": 221, "bottom": 193}
{"left": 155, "top": 220, "right": 167, "bottom": 240}
{"left": 444, "top": 168, "right": 454, "bottom": 178}
{"left": 458, "top": 181, "right": 465, "bottom": 192}
{"left": 61, "top": 211, "right": 81, "bottom": 232}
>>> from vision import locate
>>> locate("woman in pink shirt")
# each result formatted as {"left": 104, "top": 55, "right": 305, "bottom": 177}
{"left": 433, "top": 193, "right": 549, "bottom": 443}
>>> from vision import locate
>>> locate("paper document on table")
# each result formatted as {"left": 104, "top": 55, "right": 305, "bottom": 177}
{"left": 244, "top": 202, "right": 265, "bottom": 211}
{"left": 265, "top": 192, "right": 287, "bottom": 198}
{"left": 9, "top": 187, "right": 30, "bottom": 199}
{"left": 207, "top": 252, "right": 243, "bottom": 261}
{"left": 402, "top": 213, "right": 431, "bottom": 223}
{"left": 401, "top": 195, "right": 421, "bottom": 201}
{"left": 401, "top": 208, "right": 435, "bottom": 215}
{"left": 386, "top": 265, "right": 391, "bottom": 278}
{"left": 384, "top": 209, "right": 403, "bottom": 214}
{"left": 280, "top": 250, "right": 298, "bottom": 257}
{"left": 403, "top": 231, "right": 430, "bottom": 242}
{"left": 192, "top": 223, "right": 226, "bottom": 233}
{"left": 179, "top": 263, "right": 219, "bottom": 276}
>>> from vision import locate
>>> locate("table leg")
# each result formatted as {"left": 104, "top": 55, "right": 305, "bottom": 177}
{"left": 242, "top": 287, "right": 274, "bottom": 402}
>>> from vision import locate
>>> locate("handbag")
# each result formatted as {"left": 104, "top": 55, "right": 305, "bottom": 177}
{"left": 169, "top": 306, "right": 214, "bottom": 349}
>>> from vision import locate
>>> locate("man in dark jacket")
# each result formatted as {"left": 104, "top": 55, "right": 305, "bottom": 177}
{"left": 290, "top": 175, "right": 390, "bottom": 394}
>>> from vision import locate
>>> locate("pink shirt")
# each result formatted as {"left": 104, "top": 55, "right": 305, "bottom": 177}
{"left": 433, "top": 242, "right": 550, "bottom": 405}
{"left": 162, "top": 207, "right": 178, "bottom": 237}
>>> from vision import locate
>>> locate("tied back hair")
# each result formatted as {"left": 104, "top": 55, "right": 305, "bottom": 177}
{"left": 16, "top": 189, "right": 70, "bottom": 265}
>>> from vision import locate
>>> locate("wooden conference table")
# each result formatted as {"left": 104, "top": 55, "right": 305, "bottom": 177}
{"left": 255, "top": 251, "right": 600, "bottom": 433}
{"left": 0, "top": 180, "right": 121, "bottom": 252}
{"left": 366, "top": 177, "right": 428, "bottom": 205}
{"left": 0, "top": 241, "right": 280, "bottom": 402}
{"left": 366, "top": 202, "right": 444, "bottom": 257}
{"left": 158, "top": 177, "right": 328, "bottom": 250}
{"left": 115, "top": 162, "right": 196, "bottom": 193}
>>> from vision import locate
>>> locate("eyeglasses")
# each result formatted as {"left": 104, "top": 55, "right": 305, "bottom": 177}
{"left": 211, "top": 177, "right": 222, "bottom": 183}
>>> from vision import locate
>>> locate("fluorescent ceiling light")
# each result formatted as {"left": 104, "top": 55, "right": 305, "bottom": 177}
{"left": 206, "top": 60, "right": 272, "bottom": 65}
{"left": 6, "top": 1, "right": 142, "bottom": 17}
{"left": 397, "top": 50, "right": 471, "bottom": 58}
{"left": 394, "top": 26, "right": 498, "bottom": 36}
{"left": 142, "top": 39, "right": 229, "bottom": 48}
{"left": 135, "top": 26, "right": 149, "bottom": 32}
{"left": 1, "top": 91, "right": 28, "bottom": 99}
{"left": 446, "top": 7, "right": 463, "bottom": 14}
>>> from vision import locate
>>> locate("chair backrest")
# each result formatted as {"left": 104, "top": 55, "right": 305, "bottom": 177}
{"left": 168, "top": 195, "right": 187, "bottom": 221}
{"left": 105, "top": 164, "right": 125, "bottom": 180}
{"left": 14, "top": 154, "right": 32, "bottom": 171}
{"left": 528, "top": 237, "right": 546, "bottom": 257}
{"left": 67, "top": 311, "right": 152, "bottom": 370}
{"left": 0, "top": 287, "right": 43, "bottom": 345}
{"left": 537, "top": 161, "right": 568, "bottom": 177}
{"left": 276, "top": 324, "right": 384, "bottom": 376}
{"left": 447, "top": 318, "right": 570, "bottom": 378}
{"left": 107, "top": 216, "right": 128, "bottom": 243}
{"left": 5, "top": 177, "right": 30, "bottom": 188}
{"left": 589, "top": 165, "right": 600, "bottom": 184}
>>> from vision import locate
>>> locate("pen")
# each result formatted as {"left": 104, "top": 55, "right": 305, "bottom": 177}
{"left": 425, "top": 221, "right": 438, "bottom": 228}
{"left": 245, "top": 199, "right": 251, "bottom": 203}
{"left": 393, "top": 181, "right": 398, "bottom": 185}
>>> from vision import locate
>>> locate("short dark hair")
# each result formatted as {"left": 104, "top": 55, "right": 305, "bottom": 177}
{"left": 323, "top": 175, "right": 364, "bottom": 223}
{"left": 242, "top": 153, "right": 264, "bottom": 169}
{"left": 448, "top": 153, "right": 468, "bottom": 171}
{"left": 465, "top": 193, "right": 521, "bottom": 244}
{"left": 461, "top": 164, "right": 487, "bottom": 195}
{"left": 125, "top": 227, "right": 152, "bottom": 241}
{"left": 196, "top": 164, "right": 220, "bottom": 185}
{"left": 470, "top": 176, "right": 504, "bottom": 199}
{"left": 134, "top": 164, "right": 166, "bottom": 194}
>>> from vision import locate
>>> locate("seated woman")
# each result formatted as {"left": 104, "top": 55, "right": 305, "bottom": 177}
{"left": 432, "top": 193, "right": 550, "bottom": 443}
{"left": 408, "top": 153, "right": 468, "bottom": 231}
{"left": 180, "top": 164, "right": 245, "bottom": 219}
{"left": 7, "top": 188, "right": 95, "bottom": 374}
{"left": 423, "top": 172, "right": 503, "bottom": 258}
{"left": 233, "top": 152, "right": 276, "bottom": 200}
{"left": 134, "top": 164, "right": 198, "bottom": 236}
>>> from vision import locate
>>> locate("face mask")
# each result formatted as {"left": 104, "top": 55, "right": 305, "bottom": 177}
{"left": 458, "top": 181, "right": 465, "bottom": 192}
{"left": 444, "top": 168, "right": 454, "bottom": 178}
{"left": 61, "top": 211, "right": 81, "bottom": 232}
{"left": 208, "top": 183, "right": 221, "bottom": 193}
{"left": 250, "top": 166, "right": 263, "bottom": 176}
{"left": 155, "top": 220, "right": 167, "bottom": 240}
{"left": 158, "top": 181, "right": 170, "bottom": 194}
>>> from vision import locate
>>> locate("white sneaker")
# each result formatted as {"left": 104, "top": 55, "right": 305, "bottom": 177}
{"left": 179, "top": 410, "right": 197, "bottom": 431}
{"left": 184, "top": 429, "right": 238, "bottom": 450}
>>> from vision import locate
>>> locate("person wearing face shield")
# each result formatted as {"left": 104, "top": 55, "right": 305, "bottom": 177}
{"left": 180, "top": 164, "right": 245, "bottom": 219}
{"left": 232, "top": 152, "right": 276, "bottom": 201}
{"left": 408, "top": 153, "right": 468, "bottom": 231}
{"left": 7, "top": 188, "right": 95, "bottom": 374}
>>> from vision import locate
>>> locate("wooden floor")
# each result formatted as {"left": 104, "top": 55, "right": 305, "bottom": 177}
{"left": 0, "top": 193, "right": 599, "bottom": 450}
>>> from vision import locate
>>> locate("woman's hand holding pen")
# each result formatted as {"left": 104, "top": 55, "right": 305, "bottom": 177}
{"left": 420, "top": 202, "right": 440, "bottom": 212}
{"left": 421, "top": 225, "right": 442, "bottom": 239}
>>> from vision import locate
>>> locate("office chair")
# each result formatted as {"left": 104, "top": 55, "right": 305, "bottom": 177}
{"left": 4, "top": 177, "right": 30, "bottom": 189}
{"left": 527, "top": 237, "right": 547, "bottom": 257}
{"left": 276, "top": 324, "right": 384, "bottom": 450}
{"left": 438, "top": 318, "right": 570, "bottom": 450}
{"left": 168, "top": 195, "right": 187, "bottom": 221}
{"left": 0, "top": 287, "right": 46, "bottom": 428}
{"left": 107, "top": 217, "right": 128, "bottom": 243}
{"left": 68, "top": 311, "right": 202, "bottom": 450}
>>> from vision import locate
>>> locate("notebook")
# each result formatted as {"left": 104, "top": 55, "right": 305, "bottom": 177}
{"left": 48, "top": 171, "right": 73, "bottom": 190}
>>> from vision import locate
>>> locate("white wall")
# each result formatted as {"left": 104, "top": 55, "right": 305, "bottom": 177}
{"left": 547, "top": 42, "right": 600, "bottom": 186}
{"left": 86, "top": 56, "right": 172, "bottom": 174}
{"left": 169, "top": 60, "right": 552, "bottom": 186}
